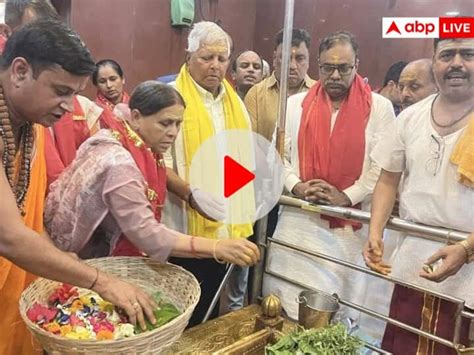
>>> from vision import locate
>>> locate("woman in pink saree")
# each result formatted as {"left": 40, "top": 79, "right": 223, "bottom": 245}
{"left": 44, "top": 81, "right": 259, "bottom": 265}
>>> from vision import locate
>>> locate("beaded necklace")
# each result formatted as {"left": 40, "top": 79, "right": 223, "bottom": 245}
{"left": 431, "top": 93, "right": 474, "bottom": 128}
{"left": 0, "top": 86, "right": 34, "bottom": 215}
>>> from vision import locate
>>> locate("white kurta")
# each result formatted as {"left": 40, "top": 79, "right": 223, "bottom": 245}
{"left": 162, "top": 80, "right": 251, "bottom": 238}
{"left": 263, "top": 92, "right": 396, "bottom": 327}
{"left": 371, "top": 94, "right": 474, "bottom": 308}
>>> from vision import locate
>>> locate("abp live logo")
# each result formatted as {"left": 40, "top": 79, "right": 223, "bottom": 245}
{"left": 383, "top": 17, "right": 474, "bottom": 39}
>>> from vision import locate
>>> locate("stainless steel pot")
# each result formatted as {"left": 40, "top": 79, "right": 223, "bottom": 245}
{"left": 296, "top": 290, "right": 339, "bottom": 329}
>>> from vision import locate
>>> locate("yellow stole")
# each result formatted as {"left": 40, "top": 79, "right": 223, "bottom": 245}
{"left": 0, "top": 124, "right": 46, "bottom": 355}
{"left": 450, "top": 114, "right": 474, "bottom": 188}
{"left": 176, "top": 65, "right": 253, "bottom": 239}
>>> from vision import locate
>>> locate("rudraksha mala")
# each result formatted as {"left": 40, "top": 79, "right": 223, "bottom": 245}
{"left": 0, "top": 86, "right": 34, "bottom": 215}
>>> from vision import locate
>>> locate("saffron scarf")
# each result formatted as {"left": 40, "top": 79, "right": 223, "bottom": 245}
{"left": 176, "top": 64, "right": 253, "bottom": 239}
{"left": 0, "top": 124, "right": 46, "bottom": 354}
{"left": 99, "top": 111, "right": 167, "bottom": 256}
{"left": 450, "top": 114, "right": 474, "bottom": 188}
{"left": 298, "top": 74, "right": 372, "bottom": 230}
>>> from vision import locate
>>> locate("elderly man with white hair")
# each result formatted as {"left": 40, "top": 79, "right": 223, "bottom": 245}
{"left": 163, "top": 21, "right": 255, "bottom": 326}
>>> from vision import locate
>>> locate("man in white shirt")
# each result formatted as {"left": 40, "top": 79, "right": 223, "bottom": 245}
{"left": 163, "top": 21, "right": 254, "bottom": 326}
{"left": 364, "top": 37, "right": 474, "bottom": 354}
{"left": 263, "top": 31, "right": 395, "bottom": 330}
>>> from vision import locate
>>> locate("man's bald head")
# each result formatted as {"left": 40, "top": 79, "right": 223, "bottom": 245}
{"left": 405, "top": 59, "right": 434, "bottom": 79}
{"left": 398, "top": 58, "right": 438, "bottom": 110}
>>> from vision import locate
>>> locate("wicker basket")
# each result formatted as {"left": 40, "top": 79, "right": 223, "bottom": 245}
{"left": 19, "top": 257, "right": 201, "bottom": 355}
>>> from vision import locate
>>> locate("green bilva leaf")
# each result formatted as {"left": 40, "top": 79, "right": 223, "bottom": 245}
{"left": 154, "top": 303, "right": 181, "bottom": 327}
{"left": 135, "top": 300, "right": 181, "bottom": 334}
{"left": 265, "top": 323, "right": 362, "bottom": 355}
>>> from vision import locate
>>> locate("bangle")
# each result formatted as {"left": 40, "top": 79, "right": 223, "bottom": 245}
{"left": 458, "top": 239, "right": 474, "bottom": 264}
{"left": 212, "top": 240, "right": 226, "bottom": 264}
{"left": 89, "top": 268, "right": 99, "bottom": 289}
{"left": 190, "top": 236, "right": 198, "bottom": 256}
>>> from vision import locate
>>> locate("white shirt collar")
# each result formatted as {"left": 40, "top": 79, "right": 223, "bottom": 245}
{"left": 191, "top": 76, "right": 226, "bottom": 102}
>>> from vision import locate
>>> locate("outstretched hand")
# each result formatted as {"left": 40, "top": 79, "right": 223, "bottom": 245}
{"left": 363, "top": 237, "right": 391, "bottom": 275}
{"left": 215, "top": 239, "right": 261, "bottom": 266}
{"left": 420, "top": 244, "right": 467, "bottom": 282}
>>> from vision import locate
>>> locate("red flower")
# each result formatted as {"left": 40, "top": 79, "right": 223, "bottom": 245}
{"left": 48, "top": 284, "right": 79, "bottom": 305}
{"left": 90, "top": 318, "right": 115, "bottom": 334}
{"left": 27, "top": 303, "right": 58, "bottom": 324}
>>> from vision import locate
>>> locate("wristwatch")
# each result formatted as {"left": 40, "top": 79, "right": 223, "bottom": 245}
{"left": 458, "top": 239, "right": 474, "bottom": 263}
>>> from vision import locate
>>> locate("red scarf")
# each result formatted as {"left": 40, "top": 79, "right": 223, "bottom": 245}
{"left": 100, "top": 110, "right": 167, "bottom": 256}
{"left": 298, "top": 74, "right": 372, "bottom": 230}
{"left": 0, "top": 35, "right": 7, "bottom": 55}
{"left": 44, "top": 97, "right": 92, "bottom": 186}
{"left": 95, "top": 91, "right": 130, "bottom": 116}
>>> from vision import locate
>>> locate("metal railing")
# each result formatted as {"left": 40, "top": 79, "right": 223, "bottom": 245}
{"left": 250, "top": 195, "right": 473, "bottom": 354}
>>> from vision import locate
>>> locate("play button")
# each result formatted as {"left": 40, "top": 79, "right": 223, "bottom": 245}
{"left": 189, "top": 129, "right": 285, "bottom": 226}
{"left": 224, "top": 155, "right": 255, "bottom": 198}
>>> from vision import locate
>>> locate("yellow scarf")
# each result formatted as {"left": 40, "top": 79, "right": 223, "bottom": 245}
{"left": 451, "top": 114, "right": 474, "bottom": 188}
{"left": 176, "top": 64, "right": 253, "bottom": 239}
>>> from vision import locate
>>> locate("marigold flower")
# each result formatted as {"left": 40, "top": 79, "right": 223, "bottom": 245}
{"left": 96, "top": 330, "right": 114, "bottom": 340}
{"left": 44, "top": 321, "right": 61, "bottom": 334}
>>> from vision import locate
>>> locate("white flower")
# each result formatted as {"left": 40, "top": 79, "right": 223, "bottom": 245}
{"left": 114, "top": 323, "right": 136, "bottom": 339}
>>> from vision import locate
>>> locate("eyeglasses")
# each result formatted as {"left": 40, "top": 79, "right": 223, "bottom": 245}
{"left": 319, "top": 63, "right": 355, "bottom": 76}
{"left": 425, "top": 134, "right": 445, "bottom": 177}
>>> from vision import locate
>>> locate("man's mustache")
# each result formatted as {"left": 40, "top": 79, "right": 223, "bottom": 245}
{"left": 444, "top": 69, "right": 468, "bottom": 80}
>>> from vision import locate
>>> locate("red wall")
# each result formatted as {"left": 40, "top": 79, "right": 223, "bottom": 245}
{"left": 70, "top": 0, "right": 473, "bottom": 98}
{"left": 71, "top": 0, "right": 257, "bottom": 97}
{"left": 253, "top": 0, "right": 474, "bottom": 87}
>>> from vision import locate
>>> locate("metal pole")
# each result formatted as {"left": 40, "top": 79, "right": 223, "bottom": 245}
{"left": 453, "top": 302, "right": 464, "bottom": 346}
{"left": 249, "top": 0, "right": 295, "bottom": 304}
{"left": 279, "top": 195, "right": 469, "bottom": 243}
{"left": 202, "top": 264, "right": 235, "bottom": 323}
{"left": 461, "top": 310, "right": 474, "bottom": 319}
{"left": 249, "top": 218, "right": 268, "bottom": 304}
{"left": 275, "top": 0, "right": 295, "bottom": 156}
{"left": 268, "top": 237, "right": 464, "bottom": 304}
{"left": 266, "top": 197, "right": 472, "bottom": 350}
{"left": 361, "top": 341, "right": 392, "bottom": 354}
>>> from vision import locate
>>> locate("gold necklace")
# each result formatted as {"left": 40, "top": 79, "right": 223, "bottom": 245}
{"left": 431, "top": 94, "right": 473, "bottom": 128}
{"left": 124, "top": 121, "right": 144, "bottom": 148}
{"left": 0, "top": 86, "right": 34, "bottom": 214}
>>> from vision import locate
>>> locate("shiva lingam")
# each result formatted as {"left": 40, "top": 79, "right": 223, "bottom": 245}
{"left": 254, "top": 294, "right": 284, "bottom": 331}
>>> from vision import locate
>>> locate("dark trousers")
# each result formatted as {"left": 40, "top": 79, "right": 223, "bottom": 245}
{"left": 383, "top": 284, "right": 470, "bottom": 355}
{"left": 266, "top": 203, "right": 280, "bottom": 238}
{"left": 168, "top": 257, "right": 227, "bottom": 327}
